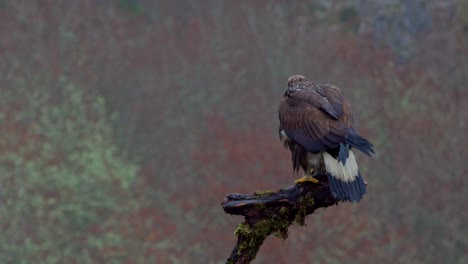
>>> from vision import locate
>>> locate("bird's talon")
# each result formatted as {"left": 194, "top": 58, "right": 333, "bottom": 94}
{"left": 295, "top": 176, "right": 320, "bottom": 184}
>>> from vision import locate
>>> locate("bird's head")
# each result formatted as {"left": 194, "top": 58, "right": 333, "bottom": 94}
{"left": 287, "top": 74, "right": 306, "bottom": 88}
{"left": 284, "top": 74, "right": 306, "bottom": 96}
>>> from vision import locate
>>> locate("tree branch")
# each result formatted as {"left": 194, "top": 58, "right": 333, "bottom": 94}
{"left": 221, "top": 174, "right": 339, "bottom": 264}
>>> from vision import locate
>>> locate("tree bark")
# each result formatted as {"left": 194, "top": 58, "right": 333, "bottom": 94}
{"left": 221, "top": 174, "right": 339, "bottom": 264}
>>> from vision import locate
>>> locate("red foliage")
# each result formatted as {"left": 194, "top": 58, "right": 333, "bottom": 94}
{"left": 193, "top": 112, "right": 291, "bottom": 193}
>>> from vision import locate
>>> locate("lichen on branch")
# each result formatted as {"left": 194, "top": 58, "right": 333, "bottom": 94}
{"left": 222, "top": 174, "right": 339, "bottom": 264}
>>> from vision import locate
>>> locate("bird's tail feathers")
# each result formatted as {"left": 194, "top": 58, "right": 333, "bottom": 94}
{"left": 345, "top": 133, "right": 374, "bottom": 157}
{"left": 323, "top": 151, "right": 367, "bottom": 202}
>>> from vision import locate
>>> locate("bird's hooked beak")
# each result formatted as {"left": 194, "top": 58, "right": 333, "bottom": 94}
{"left": 284, "top": 87, "right": 300, "bottom": 97}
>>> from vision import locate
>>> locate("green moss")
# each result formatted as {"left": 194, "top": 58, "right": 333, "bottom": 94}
{"left": 254, "top": 203, "right": 267, "bottom": 210}
{"left": 235, "top": 222, "right": 266, "bottom": 258}
{"left": 253, "top": 190, "right": 275, "bottom": 196}
{"left": 234, "top": 216, "right": 291, "bottom": 261}
{"left": 251, "top": 191, "right": 276, "bottom": 211}
{"left": 279, "top": 206, "right": 288, "bottom": 215}
{"left": 294, "top": 194, "right": 315, "bottom": 226}
{"left": 232, "top": 194, "right": 315, "bottom": 262}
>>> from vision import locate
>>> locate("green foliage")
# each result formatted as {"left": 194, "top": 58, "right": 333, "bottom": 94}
{"left": 338, "top": 6, "right": 358, "bottom": 23}
{"left": 338, "top": 5, "right": 359, "bottom": 32}
{"left": 0, "top": 80, "right": 138, "bottom": 263}
{"left": 458, "top": 0, "right": 468, "bottom": 32}
{"left": 116, "top": 0, "right": 142, "bottom": 14}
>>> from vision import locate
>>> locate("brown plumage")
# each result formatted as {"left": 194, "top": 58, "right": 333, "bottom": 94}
{"left": 278, "top": 75, "right": 374, "bottom": 202}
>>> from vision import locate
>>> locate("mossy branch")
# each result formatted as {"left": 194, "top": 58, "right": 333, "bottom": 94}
{"left": 221, "top": 174, "right": 339, "bottom": 264}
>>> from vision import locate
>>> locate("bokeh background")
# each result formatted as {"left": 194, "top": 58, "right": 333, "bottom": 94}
{"left": 0, "top": 0, "right": 466, "bottom": 263}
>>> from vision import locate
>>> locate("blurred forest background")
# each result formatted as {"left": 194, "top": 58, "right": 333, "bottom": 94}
{"left": 0, "top": 0, "right": 466, "bottom": 263}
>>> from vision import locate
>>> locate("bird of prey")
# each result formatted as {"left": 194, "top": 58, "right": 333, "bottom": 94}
{"left": 278, "top": 75, "right": 374, "bottom": 202}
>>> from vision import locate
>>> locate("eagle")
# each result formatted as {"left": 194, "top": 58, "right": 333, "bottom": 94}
{"left": 278, "top": 75, "right": 374, "bottom": 202}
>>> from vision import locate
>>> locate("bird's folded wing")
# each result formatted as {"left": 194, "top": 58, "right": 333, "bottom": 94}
{"left": 279, "top": 100, "right": 347, "bottom": 153}
{"left": 301, "top": 89, "right": 341, "bottom": 119}
{"left": 316, "top": 84, "right": 353, "bottom": 124}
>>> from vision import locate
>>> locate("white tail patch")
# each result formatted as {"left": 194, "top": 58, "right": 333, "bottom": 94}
{"left": 280, "top": 130, "right": 290, "bottom": 144}
{"left": 323, "top": 150, "right": 359, "bottom": 182}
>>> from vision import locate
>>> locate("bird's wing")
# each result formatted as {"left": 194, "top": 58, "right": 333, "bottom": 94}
{"left": 316, "top": 84, "right": 353, "bottom": 125}
{"left": 278, "top": 88, "right": 353, "bottom": 153}
{"left": 300, "top": 87, "right": 341, "bottom": 119}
